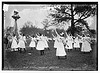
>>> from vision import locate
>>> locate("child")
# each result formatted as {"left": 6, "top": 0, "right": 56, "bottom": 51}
{"left": 53, "top": 31, "right": 67, "bottom": 59}
{"left": 56, "top": 36, "right": 67, "bottom": 59}
{"left": 73, "top": 36, "right": 80, "bottom": 50}
{"left": 81, "top": 35, "right": 92, "bottom": 52}
{"left": 29, "top": 35, "right": 36, "bottom": 50}
{"left": 36, "top": 33, "right": 46, "bottom": 55}
{"left": 65, "top": 35, "right": 73, "bottom": 51}
{"left": 42, "top": 35, "right": 49, "bottom": 50}
{"left": 11, "top": 34, "right": 18, "bottom": 51}
{"left": 18, "top": 34, "right": 26, "bottom": 52}
{"left": 23, "top": 34, "right": 27, "bottom": 51}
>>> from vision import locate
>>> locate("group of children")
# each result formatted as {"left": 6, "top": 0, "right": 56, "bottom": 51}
{"left": 29, "top": 33, "right": 51, "bottom": 55}
{"left": 9, "top": 31, "right": 92, "bottom": 59}
{"left": 53, "top": 32, "right": 92, "bottom": 59}
{"left": 10, "top": 33, "right": 51, "bottom": 54}
{"left": 11, "top": 34, "right": 26, "bottom": 52}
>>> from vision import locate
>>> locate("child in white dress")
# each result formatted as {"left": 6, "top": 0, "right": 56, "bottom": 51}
{"left": 52, "top": 32, "right": 59, "bottom": 49}
{"left": 11, "top": 34, "right": 18, "bottom": 51}
{"left": 53, "top": 37, "right": 58, "bottom": 49}
{"left": 36, "top": 33, "right": 46, "bottom": 55}
{"left": 29, "top": 35, "right": 36, "bottom": 50}
{"left": 18, "top": 34, "right": 26, "bottom": 52}
{"left": 56, "top": 36, "right": 67, "bottom": 59}
{"left": 53, "top": 31, "right": 67, "bottom": 59}
{"left": 42, "top": 35, "right": 49, "bottom": 49}
{"left": 65, "top": 35, "right": 73, "bottom": 51}
{"left": 81, "top": 35, "right": 92, "bottom": 52}
{"left": 73, "top": 37, "right": 80, "bottom": 50}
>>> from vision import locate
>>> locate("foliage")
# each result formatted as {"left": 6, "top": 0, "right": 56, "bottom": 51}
{"left": 4, "top": 26, "right": 14, "bottom": 36}
{"left": 48, "top": 4, "right": 97, "bottom": 36}
{"left": 20, "top": 21, "right": 43, "bottom": 36}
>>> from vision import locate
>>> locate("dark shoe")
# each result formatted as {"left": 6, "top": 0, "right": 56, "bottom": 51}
{"left": 19, "top": 49, "right": 22, "bottom": 53}
{"left": 58, "top": 56, "right": 60, "bottom": 59}
{"left": 47, "top": 48, "right": 50, "bottom": 50}
{"left": 65, "top": 55, "right": 67, "bottom": 59}
{"left": 42, "top": 51, "right": 44, "bottom": 55}
{"left": 40, "top": 51, "right": 42, "bottom": 55}
{"left": 24, "top": 48, "right": 26, "bottom": 51}
{"left": 31, "top": 47, "right": 32, "bottom": 50}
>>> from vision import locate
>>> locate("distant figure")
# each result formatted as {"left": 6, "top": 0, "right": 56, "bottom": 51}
{"left": 11, "top": 34, "right": 18, "bottom": 51}
{"left": 4, "top": 35, "right": 12, "bottom": 50}
{"left": 23, "top": 34, "right": 27, "bottom": 51}
{"left": 4, "top": 35, "right": 9, "bottom": 49}
{"left": 29, "top": 35, "right": 36, "bottom": 50}
{"left": 7, "top": 35, "right": 12, "bottom": 49}
{"left": 36, "top": 33, "right": 46, "bottom": 55}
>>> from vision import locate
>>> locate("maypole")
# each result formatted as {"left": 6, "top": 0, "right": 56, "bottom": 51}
{"left": 12, "top": 10, "right": 20, "bottom": 39}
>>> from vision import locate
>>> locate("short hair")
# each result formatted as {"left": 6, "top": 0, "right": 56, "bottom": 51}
{"left": 13, "top": 34, "right": 15, "bottom": 36}
{"left": 32, "top": 35, "right": 35, "bottom": 37}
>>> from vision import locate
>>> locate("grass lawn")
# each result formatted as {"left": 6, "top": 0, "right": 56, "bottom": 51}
{"left": 3, "top": 39, "right": 98, "bottom": 71}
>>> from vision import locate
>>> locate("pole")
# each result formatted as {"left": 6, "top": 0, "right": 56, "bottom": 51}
{"left": 12, "top": 10, "right": 20, "bottom": 39}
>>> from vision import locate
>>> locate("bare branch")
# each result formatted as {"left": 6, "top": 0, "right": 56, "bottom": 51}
{"left": 81, "top": 10, "right": 93, "bottom": 20}
{"left": 74, "top": 10, "right": 91, "bottom": 24}
{"left": 64, "top": 12, "right": 71, "bottom": 16}
{"left": 65, "top": 5, "right": 71, "bottom": 10}
{"left": 73, "top": 12, "right": 77, "bottom": 16}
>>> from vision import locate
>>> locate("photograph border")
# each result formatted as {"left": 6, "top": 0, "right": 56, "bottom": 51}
{"left": 2, "top": 1, "right": 98, "bottom": 71}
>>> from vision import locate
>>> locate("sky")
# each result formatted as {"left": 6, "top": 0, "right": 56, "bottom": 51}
{"left": 3, "top": 4, "right": 97, "bottom": 31}
{"left": 3, "top": 4, "right": 49, "bottom": 30}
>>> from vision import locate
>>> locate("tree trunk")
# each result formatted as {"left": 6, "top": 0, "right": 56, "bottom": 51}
{"left": 14, "top": 19, "right": 18, "bottom": 39}
{"left": 71, "top": 4, "right": 75, "bottom": 36}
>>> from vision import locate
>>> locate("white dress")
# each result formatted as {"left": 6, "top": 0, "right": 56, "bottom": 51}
{"left": 18, "top": 35, "right": 26, "bottom": 48}
{"left": 29, "top": 37, "right": 36, "bottom": 47}
{"left": 65, "top": 36, "right": 73, "bottom": 49}
{"left": 74, "top": 37, "right": 80, "bottom": 48}
{"left": 56, "top": 37, "right": 66, "bottom": 56}
{"left": 36, "top": 36, "right": 46, "bottom": 50}
{"left": 81, "top": 37, "right": 92, "bottom": 52}
{"left": 11, "top": 36, "right": 18, "bottom": 48}
{"left": 54, "top": 37, "right": 59, "bottom": 48}
{"left": 43, "top": 36, "right": 49, "bottom": 48}
{"left": 23, "top": 36, "right": 26, "bottom": 43}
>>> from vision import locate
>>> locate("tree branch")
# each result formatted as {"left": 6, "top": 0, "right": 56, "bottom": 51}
{"left": 81, "top": 15, "right": 90, "bottom": 20}
{"left": 64, "top": 12, "right": 71, "bottom": 16}
{"left": 73, "top": 12, "right": 77, "bottom": 16}
{"left": 66, "top": 5, "right": 71, "bottom": 10}
{"left": 73, "top": 11, "right": 90, "bottom": 24}
{"left": 81, "top": 10, "right": 93, "bottom": 20}
{"left": 55, "top": 29, "right": 60, "bottom": 37}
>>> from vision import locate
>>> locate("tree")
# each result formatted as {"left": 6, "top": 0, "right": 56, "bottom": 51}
{"left": 41, "top": 19, "right": 50, "bottom": 30}
{"left": 20, "top": 21, "right": 40, "bottom": 36}
{"left": 4, "top": 26, "right": 14, "bottom": 36}
{"left": 48, "top": 4, "right": 97, "bottom": 36}
{"left": 41, "top": 18, "right": 56, "bottom": 37}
